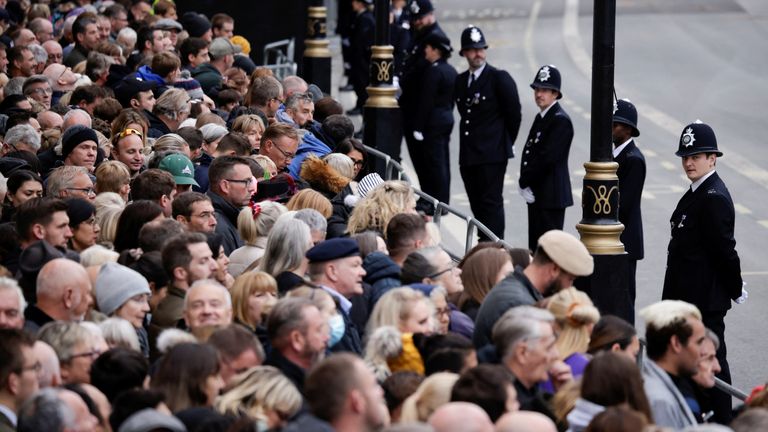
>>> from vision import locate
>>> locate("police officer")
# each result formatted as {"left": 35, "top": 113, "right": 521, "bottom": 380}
{"left": 347, "top": 0, "right": 375, "bottom": 115}
{"left": 612, "top": 98, "right": 646, "bottom": 322}
{"left": 400, "top": 0, "right": 446, "bottom": 163}
{"left": 454, "top": 25, "right": 521, "bottom": 240}
{"left": 519, "top": 65, "right": 574, "bottom": 250}
{"left": 662, "top": 120, "right": 743, "bottom": 423}
{"left": 409, "top": 32, "right": 456, "bottom": 214}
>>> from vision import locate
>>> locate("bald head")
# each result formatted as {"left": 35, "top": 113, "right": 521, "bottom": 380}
{"left": 36, "top": 259, "right": 92, "bottom": 321}
{"left": 495, "top": 411, "right": 557, "bottom": 432}
{"left": 429, "top": 403, "right": 494, "bottom": 432}
{"left": 34, "top": 340, "right": 62, "bottom": 388}
{"left": 38, "top": 110, "right": 64, "bottom": 131}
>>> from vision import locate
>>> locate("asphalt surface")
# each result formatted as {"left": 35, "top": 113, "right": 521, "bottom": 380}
{"left": 331, "top": 0, "right": 768, "bottom": 393}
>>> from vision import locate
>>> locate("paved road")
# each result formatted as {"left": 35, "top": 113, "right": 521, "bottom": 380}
{"left": 332, "top": 0, "right": 768, "bottom": 392}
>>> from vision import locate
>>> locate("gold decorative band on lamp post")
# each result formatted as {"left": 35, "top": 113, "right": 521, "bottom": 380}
{"left": 304, "top": 7, "right": 331, "bottom": 58}
{"left": 576, "top": 161, "right": 625, "bottom": 255}
{"left": 364, "top": 45, "right": 397, "bottom": 109}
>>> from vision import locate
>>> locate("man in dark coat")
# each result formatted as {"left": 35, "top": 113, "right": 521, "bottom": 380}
{"left": 519, "top": 65, "right": 574, "bottom": 250}
{"left": 454, "top": 25, "right": 521, "bottom": 240}
{"left": 612, "top": 98, "right": 646, "bottom": 322}
{"left": 347, "top": 0, "right": 375, "bottom": 114}
{"left": 206, "top": 156, "right": 256, "bottom": 255}
{"left": 662, "top": 121, "right": 743, "bottom": 424}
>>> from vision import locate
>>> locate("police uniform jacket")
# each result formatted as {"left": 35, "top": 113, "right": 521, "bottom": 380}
{"left": 518, "top": 102, "right": 574, "bottom": 209}
{"left": 454, "top": 64, "right": 521, "bottom": 166}
{"left": 349, "top": 9, "right": 375, "bottom": 87}
{"left": 662, "top": 172, "right": 742, "bottom": 311}
{"left": 414, "top": 58, "right": 457, "bottom": 134}
{"left": 400, "top": 22, "right": 447, "bottom": 117}
{"left": 615, "top": 140, "right": 646, "bottom": 260}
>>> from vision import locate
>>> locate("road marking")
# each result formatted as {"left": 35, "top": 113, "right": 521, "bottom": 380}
{"left": 734, "top": 203, "right": 752, "bottom": 215}
{"left": 523, "top": 0, "right": 543, "bottom": 73}
{"left": 660, "top": 161, "right": 676, "bottom": 171}
{"left": 742, "top": 271, "right": 768, "bottom": 276}
{"left": 644, "top": 149, "right": 658, "bottom": 157}
{"left": 641, "top": 191, "right": 656, "bottom": 199}
{"left": 563, "top": 0, "right": 592, "bottom": 76}
{"left": 758, "top": 220, "right": 768, "bottom": 230}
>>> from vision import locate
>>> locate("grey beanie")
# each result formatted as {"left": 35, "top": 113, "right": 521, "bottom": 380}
{"left": 95, "top": 262, "right": 151, "bottom": 316}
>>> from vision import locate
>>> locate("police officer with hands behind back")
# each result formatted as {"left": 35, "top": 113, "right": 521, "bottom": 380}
{"left": 662, "top": 120, "right": 744, "bottom": 424}
{"left": 519, "top": 65, "right": 574, "bottom": 251}
{"left": 454, "top": 25, "right": 521, "bottom": 241}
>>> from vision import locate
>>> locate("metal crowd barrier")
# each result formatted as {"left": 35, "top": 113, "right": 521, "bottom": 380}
{"left": 262, "top": 38, "right": 297, "bottom": 81}
{"left": 362, "top": 144, "right": 514, "bottom": 257}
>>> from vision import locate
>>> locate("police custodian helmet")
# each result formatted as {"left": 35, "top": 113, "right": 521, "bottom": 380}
{"left": 675, "top": 120, "right": 723, "bottom": 157}
{"left": 460, "top": 25, "right": 488, "bottom": 55}
{"left": 530, "top": 64, "right": 562, "bottom": 99}
{"left": 613, "top": 99, "right": 640, "bottom": 137}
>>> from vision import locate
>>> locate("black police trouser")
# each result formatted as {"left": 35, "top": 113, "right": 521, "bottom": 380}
{"left": 527, "top": 204, "right": 565, "bottom": 251}
{"left": 407, "top": 129, "right": 451, "bottom": 211}
{"left": 460, "top": 161, "right": 507, "bottom": 241}
{"left": 627, "top": 258, "right": 637, "bottom": 324}
{"left": 702, "top": 310, "right": 733, "bottom": 424}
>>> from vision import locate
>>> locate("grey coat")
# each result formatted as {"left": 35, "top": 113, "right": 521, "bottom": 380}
{"left": 642, "top": 358, "right": 697, "bottom": 429}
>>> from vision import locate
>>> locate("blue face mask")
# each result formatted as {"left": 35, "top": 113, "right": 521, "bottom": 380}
{"left": 328, "top": 314, "right": 346, "bottom": 347}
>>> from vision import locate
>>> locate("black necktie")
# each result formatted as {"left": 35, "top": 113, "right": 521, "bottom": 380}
{"left": 468, "top": 73, "right": 475, "bottom": 88}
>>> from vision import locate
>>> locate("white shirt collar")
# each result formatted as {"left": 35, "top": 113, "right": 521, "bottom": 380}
{"left": 691, "top": 169, "right": 716, "bottom": 192}
{"left": 0, "top": 404, "right": 17, "bottom": 426}
{"left": 539, "top": 100, "right": 557, "bottom": 118}
{"left": 468, "top": 63, "right": 486, "bottom": 85}
{"left": 613, "top": 138, "right": 633, "bottom": 158}
{"left": 321, "top": 285, "right": 352, "bottom": 314}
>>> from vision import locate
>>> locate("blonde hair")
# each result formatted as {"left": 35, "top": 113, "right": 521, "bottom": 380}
{"left": 99, "top": 317, "right": 140, "bottom": 351}
{"left": 367, "top": 287, "right": 429, "bottom": 336}
{"left": 80, "top": 245, "right": 120, "bottom": 267}
{"left": 236, "top": 201, "right": 287, "bottom": 245}
{"left": 215, "top": 366, "right": 302, "bottom": 422}
{"left": 95, "top": 204, "right": 124, "bottom": 246}
{"left": 153, "top": 133, "right": 188, "bottom": 154}
{"left": 93, "top": 192, "right": 127, "bottom": 211}
{"left": 230, "top": 271, "right": 278, "bottom": 329}
{"left": 250, "top": 155, "right": 277, "bottom": 178}
{"left": 547, "top": 287, "right": 600, "bottom": 360}
{"left": 232, "top": 114, "right": 265, "bottom": 135}
{"left": 95, "top": 160, "right": 131, "bottom": 196}
{"left": 322, "top": 153, "right": 354, "bottom": 179}
{"left": 399, "top": 372, "right": 459, "bottom": 422}
{"left": 347, "top": 180, "right": 415, "bottom": 235}
{"left": 285, "top": 189, "right": 332, "bottom": 218}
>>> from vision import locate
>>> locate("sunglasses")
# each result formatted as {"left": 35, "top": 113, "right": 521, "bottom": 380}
{"left": 117, "top": 128, "right": 144, "bottom": 139}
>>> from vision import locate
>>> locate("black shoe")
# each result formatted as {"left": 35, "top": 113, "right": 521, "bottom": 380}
{"left": 346, "top": 107, "right": 362, "bottom": 116}
{"left": 339, "top": 84, "right": 354, "bottom": 92}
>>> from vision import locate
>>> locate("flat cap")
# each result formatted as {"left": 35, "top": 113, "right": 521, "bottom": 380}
{"left": 306, "top": 238, "right": 360, "bottom": 263}
{"left": 537, "top": 230, "right": 593, "bottom": 276}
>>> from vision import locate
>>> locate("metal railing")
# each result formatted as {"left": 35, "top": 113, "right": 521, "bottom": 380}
{"left": 262, "top": 38, "right": 297, "bottom": 81}
{"left": 363, "top": 144, "right": 514, "bottom": 257}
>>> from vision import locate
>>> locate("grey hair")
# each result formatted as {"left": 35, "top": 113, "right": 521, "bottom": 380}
{"left": 322, "top": 153, "right": 354, "bottom": 179}
{"left": 152, "top": 133, "right": 187, "bottom": 153}
{"left": 46, "top": 165, "right": 89, "bottom": 198}
{"left": 294, "top": 208, "right": 327, "bottom": 234}
{"left": 79, "top": 244, "right": 120, "bottom": 267}
{"left": 258, "top": 218, "right": 312, "bottom": 276}
{"left": 156, "top": 328, "right": 197, "bottom": 355}
{"left": 184, "top": 279, "right": 233, "bottom": 310}
{"left": 0, "top": 276, "right": 26, "bottom": 315}
{"left": 62, "top": 108, "right": 93, "bottom": 128}
{"left": 154, "top": 88, "right": 191, "bottom": 119}
{"left": 4, "top": 77, "right": 25, "bottom": 96}
{"left": 117, "top": 27, "right": 137, "bottom": 52}
{"left": 5, "top": 124, "right": 42, "bottom": 152}
{"left": 37, "top": 322, "right": 91, "bottom": 363}
{"left": 199, "top": 123, "right": 228, "bottom": 144}
{"left": 704, "top": 328, "right": 720, "bottom": 351}
{"left": 492, "top": 306, "right": 555, "bottom": 361}
{"left": 28, "top": 44, "right": 49, "bottom": 65}
{"left": 99, "top": 317, "right": 140, "bottom": 351}
{"left": 284, "top": 92, "right": 313, "bottom": 111}
{"left": 17, "top": 388, "right": 76, "bottom": 432}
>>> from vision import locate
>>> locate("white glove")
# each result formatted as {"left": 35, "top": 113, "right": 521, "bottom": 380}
{"left": 413, "top": 131, "right": 424, "bottom": 141}
{"left": 520, "top": 187, "right": 535, "bottom": 204}
{"left": 735, "top": 282, "right": 748, "bottom": 304}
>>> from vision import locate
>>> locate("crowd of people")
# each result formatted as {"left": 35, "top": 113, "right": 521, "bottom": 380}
{"left": 0, "top": 1, "right": 764, "bottom": 432}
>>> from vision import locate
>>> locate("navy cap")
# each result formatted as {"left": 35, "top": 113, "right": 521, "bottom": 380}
{"left": 408, "top": 0, "right": 434, "bottom": 19}
{"left": 115, "top": 76, "right": 157, "bottom": 108}
{"left": 460, "top": 25, "right": 488, "bottom": 54}
{"left": 306, "top": 238, "right": 360, "bottom": 263}
{"left": 613, "top": 99, "right": 639, "bottom": 137}
{"left": 530, "top": 64, "right": 563, "bottom": 99}
{"left": 675, "top": 120, "right": 722, "bottom": 157}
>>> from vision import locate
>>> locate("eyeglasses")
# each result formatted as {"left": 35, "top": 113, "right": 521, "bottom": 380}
{"left": 118, "top": 128, "right": 144, "bottom": 139}
{"left": 271, "top": 140, "right": 296, "bottom": 160}
{"left": 82, "top": 217, "right": 98, "bottom": 227}
{"left": 351, "top": 158, "right": 364, "bottom": 168}
{"left": 68, "top": 350, "right": 101, "bottom": 361}
{"left": 427, "top": 262, "right": 457, "bottom": 279}
{"left": 67, "top": 187, "right": 96, "bottom": 196}
{"left": 435, "top": 307, "right": 451, "bottom": 317}
{"left": 225, "top": 178, "right": 255, "bottom": 187}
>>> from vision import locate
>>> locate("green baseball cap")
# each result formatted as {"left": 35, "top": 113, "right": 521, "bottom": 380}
{"left": 158, "top": 154, "right": 199, "bottom": 187}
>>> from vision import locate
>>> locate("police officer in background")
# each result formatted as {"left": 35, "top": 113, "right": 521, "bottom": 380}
{"left": 410, "top": 32, "right": 456, "bottom": 214}
{"left": 662, "top": 120, "right": 744, "bottom": 424}
{"left": 519, "top": 65, "right": 574, "bottom": 250}
{"left": 400, "top": 0, "right": 446, "bottom": 163}
{"left": 346, "top": 0, "right": 375, "bottom": 116}
{"left": 612, "top": 98, "right": 646, "bottom": 322}
{"left": 454, "top": 25, "right": 521, "bottom": 240}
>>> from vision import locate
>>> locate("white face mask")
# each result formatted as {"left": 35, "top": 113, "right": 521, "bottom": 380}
{"left": 328, "top": 314, "right": 346, "bottom": 347}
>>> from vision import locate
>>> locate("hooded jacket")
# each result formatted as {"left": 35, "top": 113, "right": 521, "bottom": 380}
{"left": 364, "top": 251, "right": 402, "bottom": 304}
{"left": 287, "top": 131, "right": 332, "bottom": 179}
